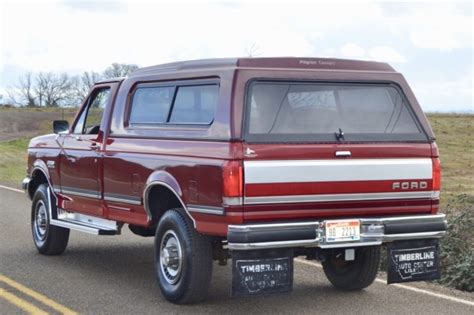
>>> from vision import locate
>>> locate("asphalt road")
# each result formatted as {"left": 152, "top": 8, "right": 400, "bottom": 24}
{"left": 1, "top": 187, "right": 473, "bottom": 314}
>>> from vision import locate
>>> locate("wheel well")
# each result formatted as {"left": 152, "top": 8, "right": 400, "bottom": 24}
{"left": 28, "top": 170, "right": 48, "bottom": 199}
{"left": 146, "top": 185, "right": 183, "bottom": 227}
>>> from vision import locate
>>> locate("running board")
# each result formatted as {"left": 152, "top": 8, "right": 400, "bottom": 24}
{"left": 50, "top": 218, "right": 117, "bottom": 235}
{"left": 46, "top": 187, "right": 119, "bottom": 235}
{"left": 51, "top": 207, "right": 119, "bottom": 235}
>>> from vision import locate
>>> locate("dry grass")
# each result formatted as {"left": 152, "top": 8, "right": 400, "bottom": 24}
{"left": 427, "top": 114, "right": 474, "bottom": 206}
{"left": 0, "top": 107, "right": 76, "bottom": 187}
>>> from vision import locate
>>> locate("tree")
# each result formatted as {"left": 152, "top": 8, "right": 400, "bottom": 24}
{"left": 35, "top": 72, "right": 74, "bottom": 107}
{"left": 103, "top": 63, "right": 139, "bottom": 79}
{"left": 73, "top": 71, "right": 102, "bottom": 103}
{"left": 17, "top": 72, "right": 36, "bottom": 107}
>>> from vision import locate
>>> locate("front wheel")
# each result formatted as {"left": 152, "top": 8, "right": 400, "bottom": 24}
{"left": 322, "top": 246, "right": 380, "bottom": 290}
{"left": 31, "top": 184, "right": 70, "bottom": 255}
{"left": 154, "top": 209, "right": 213, "bottom": 304}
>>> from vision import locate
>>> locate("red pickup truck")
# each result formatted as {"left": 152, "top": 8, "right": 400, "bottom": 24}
{"left": 23, "top": 57, "right": 446, "bottom": 304}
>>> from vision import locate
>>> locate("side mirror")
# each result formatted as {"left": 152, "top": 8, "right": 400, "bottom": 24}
{"left": 53, "top": 120, "right": 69, "bottom": 134}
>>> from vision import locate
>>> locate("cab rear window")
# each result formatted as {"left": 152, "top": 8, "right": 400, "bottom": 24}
{"left": 129, "top": 83, "right": 218, "bottom": 126}
{"left": 245, "top": 81, "right": 428, "bottom": 142}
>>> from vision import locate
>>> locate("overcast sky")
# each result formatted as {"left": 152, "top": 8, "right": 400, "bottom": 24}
{"left": 0, "top": 0, "right": 472, "bottom": 112}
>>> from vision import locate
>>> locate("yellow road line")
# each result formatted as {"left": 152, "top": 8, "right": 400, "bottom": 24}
{"left": 0, "top": 274, "right": 78, "bottom": 315}
{"left": 0, "top": 288, "right": 49, "bottom": 315}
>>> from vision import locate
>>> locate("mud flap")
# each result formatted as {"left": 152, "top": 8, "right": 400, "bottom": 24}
{"left": 387, "top": 239, "right": 441, "bottom": 284}
{"left": 231, "top": 249, "right": 293, "bottom": 297}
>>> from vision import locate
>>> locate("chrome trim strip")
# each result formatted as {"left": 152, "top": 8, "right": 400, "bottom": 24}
{"left": 244, "top": 191, "right": 437, "bottom": 205}
{"left": 230, "top": 221, "right": 321, "bottom": 231}
{"left": 362, "top": 213, "right": 446, "bottom": 225}
{"left": 383, "top": 231, "right": 446, "bottom": 241}
{"left": 187, "top": 205, "right": 225, "bottom": 215}
{"left": 244, "top": 158, "right": 432, "bottom": 184}
{"left": 104, "top": 194, "right": 142, "bottom": 205}
{"left": 61, "top": 188, "right": 99, "bottom": 199}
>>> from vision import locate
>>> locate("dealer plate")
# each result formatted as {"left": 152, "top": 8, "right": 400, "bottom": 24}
{"left": 387, "top": 239, "right": 440, "bottom": 284}
{"left": 325, "top": 219, "right": 360, "bottom": 242}
{"left": 232, "top": 249, "right": 293, "bottom": 297}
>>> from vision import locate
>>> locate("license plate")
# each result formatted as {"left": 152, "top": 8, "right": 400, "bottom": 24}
{"left": 325, "top": 220, "right": 360, "bottom": 242}
{"left": 387, "top": 239, "right": 440, "bottom": 284}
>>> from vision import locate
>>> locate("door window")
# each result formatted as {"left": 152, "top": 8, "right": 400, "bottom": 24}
{"left": 73, "top": 88, "right": 110, "bottom": 134}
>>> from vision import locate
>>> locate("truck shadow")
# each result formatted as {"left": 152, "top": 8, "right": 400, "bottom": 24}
{"left": 52, "top": 239, "right": 375, "bottom": 313}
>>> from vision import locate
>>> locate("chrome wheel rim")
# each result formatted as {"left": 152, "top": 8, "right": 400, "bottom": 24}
{"left": 160, "top": 230, "right": 183, "bottom": 285}
{"left": 34, "top": 200, "right": 48, "bottom": 242}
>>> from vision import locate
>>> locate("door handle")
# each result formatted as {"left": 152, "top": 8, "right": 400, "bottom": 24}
{"left": 90, "top": 142, "right": 99, "bottom": 150}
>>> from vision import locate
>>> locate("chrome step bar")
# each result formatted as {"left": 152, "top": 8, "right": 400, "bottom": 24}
{"left": 47, "top": 188, "right": 119, "bottom": 235}
{"left": 50, "top": 218, "right": 118, "bottom": 235}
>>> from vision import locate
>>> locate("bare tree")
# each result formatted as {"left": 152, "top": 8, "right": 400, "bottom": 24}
{"left": 73, "top": 71, "right": 102, "bottom": 103}
{"left": 35, "top": 72, "right": 51, "bottom": 106}
{"left": 17, "top": 72, "right": 36, "bottom": 107}
{"left": 35, "top": 72, "right": 74, "bottom": 107}
{"left": 103, "top": 63, "right": 139, "bottom": 78}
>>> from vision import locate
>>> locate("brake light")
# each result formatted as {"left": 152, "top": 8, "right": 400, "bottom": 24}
{"left": 223, "top": 160, "right": 243, "bottom": 197}
{"left": 432, "top": 158, "right": 441, "bottom": 191}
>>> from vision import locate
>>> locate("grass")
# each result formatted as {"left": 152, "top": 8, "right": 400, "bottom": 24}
{"left": 0, "top": 138, "right": 30, "bottom": 187}
{"left": 428, "top": 114, "right": 474, "bottom": 205}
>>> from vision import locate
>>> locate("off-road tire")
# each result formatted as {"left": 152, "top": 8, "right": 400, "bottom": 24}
{"left": 322, "top": 246, "right": 380, "bottom": 290}
{"left": 154, "top": 209, "right": 213, "bottom": 304}
{"left": 31, "top": 184, "right": 70, "bottom": 255}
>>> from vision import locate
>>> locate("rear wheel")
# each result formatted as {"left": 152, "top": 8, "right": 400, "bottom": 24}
{"left": 154, "top": 209, "right": 213, "bottom": 304}
{"left": 322, "top": 246, "right": 380, "bottom": 290}
{"left": 31, "top": 184, "right": 70, "bottom": 255}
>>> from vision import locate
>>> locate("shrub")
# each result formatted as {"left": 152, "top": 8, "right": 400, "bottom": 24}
{"left": 438, "top": 194, "right": 474, "bottom": 291}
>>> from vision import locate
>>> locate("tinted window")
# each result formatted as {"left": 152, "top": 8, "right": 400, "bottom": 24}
{"left": 129, "top": 86, "right": 174, "bottom": 124}
{"left": 169, "top": 85, "right": 218, "bottom": 124}
{"left": 246, "top": 82, "right": 426, "bottom": 142}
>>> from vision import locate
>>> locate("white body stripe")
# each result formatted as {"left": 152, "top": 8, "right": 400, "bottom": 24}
{"left": 244, "top": 191, "right": 439, "bottom": 205}
{"left": 244, "top": 158, "right": 432, "bottom": 184}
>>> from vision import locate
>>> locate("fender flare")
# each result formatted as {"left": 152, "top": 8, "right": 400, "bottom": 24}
{"left": 142, "top": 170, "right": 196, "bottom": 227}
{"left": 30, "top": 159, "right": 57, "bottom": 199}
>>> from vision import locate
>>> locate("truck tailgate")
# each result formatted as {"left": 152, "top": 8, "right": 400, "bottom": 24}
{"left": 242, "top": 143, "right": 439, "bottom": 221}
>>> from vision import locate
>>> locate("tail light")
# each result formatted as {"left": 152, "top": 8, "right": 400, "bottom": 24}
{"left": 432, "top": 157, "right": 441, "bottom": 191}
{"left": 223, "top": 160, "right": 243, "bottom": 198}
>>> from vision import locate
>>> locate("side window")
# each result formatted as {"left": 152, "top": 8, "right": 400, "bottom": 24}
{"left": 129, "top": 86, "right": 174, "bottom": 124}
{"left": 169, "top": 85, "right": 218, "bottom": 124}
{"left": 73, "top": 88, "right": 110, "bottom": 134}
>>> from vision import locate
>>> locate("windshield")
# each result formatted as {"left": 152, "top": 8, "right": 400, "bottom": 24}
{"left": 245, "top": 82, "right": 427, "bottom": 142}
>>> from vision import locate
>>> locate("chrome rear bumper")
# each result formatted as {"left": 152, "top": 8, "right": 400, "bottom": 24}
{"left": 227, "top": 214, "right": 447, "bottom": 250}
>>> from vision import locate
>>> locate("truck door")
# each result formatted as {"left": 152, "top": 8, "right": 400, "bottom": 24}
{"left": 59, "top": 85, "right": 113, "bottom": 216}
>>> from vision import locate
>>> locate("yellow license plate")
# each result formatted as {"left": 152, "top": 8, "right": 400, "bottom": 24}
{"left": 325, "top": 220, "right": 360, "bottom": 242}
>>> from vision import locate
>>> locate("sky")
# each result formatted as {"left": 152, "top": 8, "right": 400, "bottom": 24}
{"left": 0, "top": 0, "right": 472, "bottom": 112}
